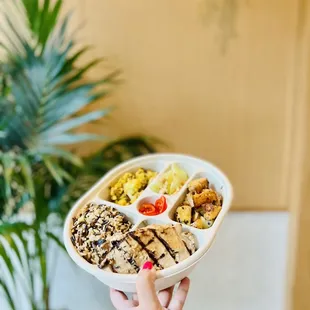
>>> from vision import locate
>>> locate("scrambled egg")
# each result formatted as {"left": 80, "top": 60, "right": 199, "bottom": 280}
{"left": 110, "top": 168, "right": 157, "bottom": 206}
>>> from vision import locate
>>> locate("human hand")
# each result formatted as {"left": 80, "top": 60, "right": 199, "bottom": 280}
{"left": 110, "top": 261, "right": 190, "bottom": 310}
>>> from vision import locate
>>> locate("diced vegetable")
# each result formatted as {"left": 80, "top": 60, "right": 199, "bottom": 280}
{"left": 203, "top": 205, "right": 222, "bottom": 220}
{"left": 192, "top": 217, "right": 204, "bottom": 229}
{"left": 175, "top": 205, "right": 192, "bottom": 225}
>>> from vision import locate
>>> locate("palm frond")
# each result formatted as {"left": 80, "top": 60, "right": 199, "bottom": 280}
{"left": 0, "top": 1, "right": 117, "bottom": 186}
{"left": 83, "top": 136, "right": 161, "bottom": 176}
{"left": 0, "top": 279, "right": 15, "bottom": 310}
{"left": 46, "top": 231, "right": 65, "bottom": 251}
{"left": 0, "top": 2, "right": 160, "bottom": 310}
{"left": 0, "top": 221, "right": 37, "bottom": 310}
{"left": 19, "top": 0, "right": 63, "bottom": 49}
{"left": 0, "top": 220, "right": 55, "bottom": 310}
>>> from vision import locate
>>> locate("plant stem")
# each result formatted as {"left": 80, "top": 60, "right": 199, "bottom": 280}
{"left": 44, "top": 286, "right": 49, "bottom": 310}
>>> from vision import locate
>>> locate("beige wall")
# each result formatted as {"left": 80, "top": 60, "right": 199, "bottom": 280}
{"left": 68, "top": 0, "right": 300, "bottom": 210}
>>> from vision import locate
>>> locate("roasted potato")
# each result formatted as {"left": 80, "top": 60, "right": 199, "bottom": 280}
{"left": 175, "top": 205, "right": 192, "bottom": 225}
{"left": 193, "top": 189, "right": 218, "bottom": 207}
{"left": 188, "top": 178, "right": 208, "bottom": 194}
{"left": 192, "top": 209, "right": 200, "bottom": 222}
{"left": 191, "top": 217, "right": 204, "bottom": 229}
{"left": 203, "top": 205, "right": 222, "bottom": 220}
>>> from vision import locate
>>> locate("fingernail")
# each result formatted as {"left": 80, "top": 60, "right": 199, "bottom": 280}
{"left": 142, "top": 261, "right": 153, "bottom": 270}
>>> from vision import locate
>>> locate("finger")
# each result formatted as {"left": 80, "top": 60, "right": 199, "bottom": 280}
{"left": 132, "top": 293, "right": 138, "bottom": 301}
{"left": 158, "top": 286, "right": 174, "bottom": 307}
{"left": 168, "top": 278, "right": 190, "bottom": 310}
{"left": 110, "top": 288, "right": 138, "bottom": 310}
{"left": 136, "top": 262, "right": 161, "bottom": 310}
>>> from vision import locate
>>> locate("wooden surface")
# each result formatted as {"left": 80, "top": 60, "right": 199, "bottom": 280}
{"left": 284, "top": 0, "right": 310, "bottom": 309}
{"left": 64, "top": 0, "right": 301, "bottom": 210}
{"left": 286, "top": 0, "right": 310, "bottom": 308}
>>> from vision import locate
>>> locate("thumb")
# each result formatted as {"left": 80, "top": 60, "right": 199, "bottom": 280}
{"left": 136, "top": 261, "right": 161, "bottom": 310}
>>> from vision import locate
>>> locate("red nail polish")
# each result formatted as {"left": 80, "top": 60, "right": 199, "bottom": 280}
{"left": 142, "top": 261, "right": 153, "bottom": 270}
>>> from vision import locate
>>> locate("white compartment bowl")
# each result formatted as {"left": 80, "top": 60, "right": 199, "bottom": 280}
{"left": 63, "top": 153, "right": 233, "bottom": 292}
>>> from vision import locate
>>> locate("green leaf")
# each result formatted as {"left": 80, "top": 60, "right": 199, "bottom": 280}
{"left": 22, "top": 0, "right": 40, "bottom": 33}
{"left": 1, "top": 5, "right": 117, "bottom": 157}
{"left": 0, "top": 222, "right": 38, "bottom": 308}
{"left": 48, "top": 40, "right": 73, "bottom": 81}
{"left": 63, "top": 59, "right": 103, "bottom": 85}
{"left": 62, "top": 45, "right": 92, "bottom": 74}
{"left": 33, "top": 229, "right": 48, "bottom": 307}
{"left": 42, "top": 156, "right": 73, "bottom": 185}
{"left": 81, "top": 136, "right": 160, "bottom": 176}
{"left": 44, "top": 133, "right": 106, "bottom": 145}
{"left": 0, "top": 227, "right": 35, "bottom": 305}
{"left": 0, "top": 21, "right": 24, "bottom": 56}
{"left": 46, "top": 231, "right": 65, "bottom": 251}
{"left": 31, "top": 146, "right": 83, "bottom": 166}
{"left": 0, "top": 242, "right": 16, "bottom": 304}
{"left": 42, "top": 156, "right": 64, "bottom": 185}
{"left": 38, "top": 0, "right": 51, "bottom": 46}
{"left": 16, "top": 155, "right": 35, "bottom": 196}
{"left": 41, "top": 109, "right": 111, "bottom": 136}
{"left": 1, "top": 233, "right": 23, "bottom": 268}
{"left": 48, "top": 0, "right": 63, "bottom": 32}
{"left": 44, "top": 12, "right": 71, "bottom": 53}
{"left": 43, "top": 85, "right": 97, "bottom": 123}
{"left": 0, "top": 279, "right": 15, "bottom": 310}
{"left": 1, "top": 152, "right": 14, "bottom": 199}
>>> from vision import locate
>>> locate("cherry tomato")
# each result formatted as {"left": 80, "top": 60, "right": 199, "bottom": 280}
{"left": 139, "top": 203, "right": 157, "bottom": 216}
{"left": 155, "top": 196, "right": 167, "bottom": 213}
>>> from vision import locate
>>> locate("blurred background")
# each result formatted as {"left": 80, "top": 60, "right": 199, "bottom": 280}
{"left": 0, "top": 0, "right": 309, "bottom": 309}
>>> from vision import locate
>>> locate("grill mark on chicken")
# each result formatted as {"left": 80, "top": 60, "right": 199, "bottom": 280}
{"left": 128, "top": 232, "right": 163, "bottom": 269}
{"left": 106, "top": 244, "right": 138, "bottom": 274}
{"left": 121, "top": 239, "right": 140, "bottom": 272}
{"left": 182, "top": 241, "right": 191, "bottom": 255}
{"left": 127, "top": 257, "right": 140, "bottom": 272}
{"left": 110, "top": 238, "right": 141, "bottom": 273}
{"left": 133, "top": 228, "right": 177, "bottom": 268}
{"left": 151, "top": 229, "right": 177, "bottom": 261}
{"left": 146, "top": 237, "right": 155, "bottom": 246}
{"left": 83, "top": 224, "right": 196, "bottom": 273}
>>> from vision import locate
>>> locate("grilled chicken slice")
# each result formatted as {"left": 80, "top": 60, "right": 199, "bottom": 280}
{"left": 131, "top": 227, "right": 176, "bottom": 269}
{"left": 104, "top": 234, "right": 153, "bottom": 273}
{"left": 125, "top": 234, "right": 153, "bottom": 268}
{"left": 181, "top": 232, "right": 196, "bottom": 255}
{"left": 105, "top": 245, "right": 137, "bottom": 274}
{"left": 101, "top": 224, "right": 196, "bottom": 274}
{"left": 146, "top": 224, "right": 190, "bottom": 263}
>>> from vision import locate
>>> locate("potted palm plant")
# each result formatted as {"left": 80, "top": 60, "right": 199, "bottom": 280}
{"left": 0, "top": 1, "right": 159, "bottom": 309}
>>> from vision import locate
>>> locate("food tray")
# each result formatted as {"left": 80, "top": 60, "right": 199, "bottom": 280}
{"left": 64, "top": 154, "right": 233, "bottom": 292}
